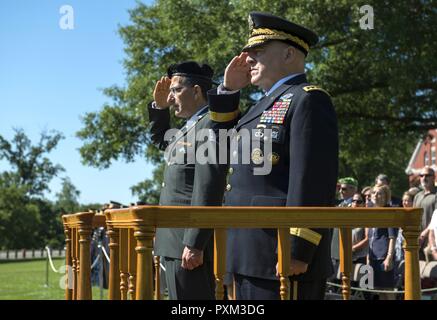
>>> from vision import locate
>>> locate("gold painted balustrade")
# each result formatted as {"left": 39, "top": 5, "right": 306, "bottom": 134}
{"left": 63, "top": 206, "right": 423, "bottom": 300}
{"left": 62, "top": 212, "right": 106, "bottom": 300}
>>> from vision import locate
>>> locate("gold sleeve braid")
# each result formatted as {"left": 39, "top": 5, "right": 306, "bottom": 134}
{"left": 290, "top": 228, "right": 322, "bottom": 246}
{"left": 209, "top": 109, "right": 240, "bottom": 122}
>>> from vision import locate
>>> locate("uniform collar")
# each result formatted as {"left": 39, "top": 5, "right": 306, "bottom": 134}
{"left": 187, "top": 104, "right": 208, "bottom": 123}
{"left": 265, "top": 73, "right": 305, "bottom": 96}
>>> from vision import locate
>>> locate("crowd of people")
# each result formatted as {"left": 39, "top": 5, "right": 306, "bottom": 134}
{"left": 330, "top": 167, "right": 437, "bottom": 299}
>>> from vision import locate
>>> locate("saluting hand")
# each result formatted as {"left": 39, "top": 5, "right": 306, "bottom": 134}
{"left": 153, "top": 76, "right": 172, "bottom": 109}
{"left": 223, "top": 52, "right": 251, "bottom": 91}
{"left": 181, "top": 246, "right": 204, "bottom": 270}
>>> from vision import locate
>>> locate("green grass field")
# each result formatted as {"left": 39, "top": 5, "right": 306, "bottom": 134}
{"left": 0, "top": 259, "right": 108, "bottom": 300}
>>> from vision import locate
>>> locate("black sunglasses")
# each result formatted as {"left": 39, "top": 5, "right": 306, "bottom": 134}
{"left": 419, "top": 174, "right": 434, "bottom": 178}
{"left": 352, "top": 199, "right": 363, "bottom": 204}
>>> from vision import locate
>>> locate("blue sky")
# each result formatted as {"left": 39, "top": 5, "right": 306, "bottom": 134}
{"left": 0, "top": 0, "right": 155, "bottom": 205}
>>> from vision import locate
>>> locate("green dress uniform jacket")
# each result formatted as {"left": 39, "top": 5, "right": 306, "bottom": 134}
{"left": 149, "top": 102, "right": 238, "bottom": 299}
{"left": 149, "top": 103, "right": 233, "bottom": 261}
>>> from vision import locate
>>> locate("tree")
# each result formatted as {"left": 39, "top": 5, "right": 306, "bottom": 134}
{"left": 0, "top": 178, "right": 41, "bottom": 249}
{"left": 0, "top": 129, "right": 65, "bottom": 249}
{"left": 54, "top": 177, "right": 81, "bottom": 215}
{"left": 0, "top": 128, "right": 64, "bottom": 196}
{"left": 77, "top": 0, "right": 437, "bottom": 198}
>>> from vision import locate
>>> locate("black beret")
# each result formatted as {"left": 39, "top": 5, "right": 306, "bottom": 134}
{"left": 167, "top": 61, "right": 213, "bottom": 82}
{"left": 243, "top": 12, "right": 319, "bottom": 56}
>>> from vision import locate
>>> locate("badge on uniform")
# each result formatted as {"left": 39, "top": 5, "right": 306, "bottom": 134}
{"left": 259, "top": 97, "right": 291, "bottom": 124}
{"left": 271, "top": 125, "right": 284, "bottom": 143}
{"left": 251, "top": 148, "right": 264, "bottom": 165}
{"left": 267, "top": 152, "right": 280, "bottom": 165}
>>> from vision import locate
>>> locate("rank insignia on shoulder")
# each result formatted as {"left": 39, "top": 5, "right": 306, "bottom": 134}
{"left": 302, "top": 85, "right": 331, "bottom": 96}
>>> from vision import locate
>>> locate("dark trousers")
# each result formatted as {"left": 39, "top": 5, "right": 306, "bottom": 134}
{"left": 234, "top": 273, "right": 327, "bottom": 300}
{"left": 289, "top": 278, "right": 327, "bottom": 300}
{"left": 163, "top": 257, "right": 215, "bottom": 300}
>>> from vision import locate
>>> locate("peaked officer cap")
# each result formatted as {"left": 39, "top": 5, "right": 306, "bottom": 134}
{"left": 243, "top": 12, "right": 319, "bottom": 56}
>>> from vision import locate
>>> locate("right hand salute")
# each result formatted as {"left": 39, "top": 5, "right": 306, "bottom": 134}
{"left": 153, "top": 76, "right": 172, "bottom": 109}
{"left": 223, "top": 52, "right": 251, "bottom": 91}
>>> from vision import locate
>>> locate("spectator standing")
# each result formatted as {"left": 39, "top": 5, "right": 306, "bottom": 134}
{"left": 413, "top": 167, "right": 436, "bottom": 259}
{"left": 351, "top": 193, "right": 368, "bottom": 265}
{"left": 368, "top": 185, "right": 398, "bottom": 300}
{"left": 330, "top": 177, "right": 358, "bottom": 284}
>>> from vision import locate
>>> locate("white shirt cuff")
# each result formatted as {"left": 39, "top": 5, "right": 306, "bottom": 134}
{"left": 217, "top": 83, "right": 239, "bottom": 95}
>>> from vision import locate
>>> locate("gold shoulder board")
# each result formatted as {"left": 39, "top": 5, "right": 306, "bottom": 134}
{"left": 302, "top": 85, "right": 331, "bottom": 96}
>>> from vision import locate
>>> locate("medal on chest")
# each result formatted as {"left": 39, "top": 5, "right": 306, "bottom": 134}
{"left": 259, "top": 94, "right": 292, "bottom": 124}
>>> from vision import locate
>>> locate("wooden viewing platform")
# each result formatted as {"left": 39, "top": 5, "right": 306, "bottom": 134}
{"left": 62, "top": 206, "right": 423, "bottom": 300}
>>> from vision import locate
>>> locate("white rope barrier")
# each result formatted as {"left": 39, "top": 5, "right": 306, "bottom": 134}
{"left": 46, "top": 245, "right": 101, "bottom": 273}
{"left": 100, "top": 245, "right": 110, "bottom": 263}
{"left": 160, "top": 262, "right": 166, "bottom": 272}
{"left": 44, "top": 246, "right": 62, "bottom": 273}
{"left": 326, "top": 281, "right": 437, "bottom": 294}
{"left": 90, "top": 253, "right": 101, "bottom": 270}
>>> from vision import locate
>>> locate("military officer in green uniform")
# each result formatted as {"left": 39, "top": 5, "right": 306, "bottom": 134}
{"left": 149, "top": 61, "right": 238, "bottom": 300}
{"left": 207, "top": 12, "right": 339, "bottom": 300}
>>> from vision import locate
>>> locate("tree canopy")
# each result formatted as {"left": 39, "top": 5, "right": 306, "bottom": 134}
{"left": 0, "top": 128, "right": 64, "bottom": 196}
{"left": 77, "top": 0, "right": 437, "bottom": 200}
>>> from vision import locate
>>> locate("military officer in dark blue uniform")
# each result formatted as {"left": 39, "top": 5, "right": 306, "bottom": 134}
{"left": 208, "top": 12, "right": 339, "bottom": 300}
{"left": 149, "top": 61, "right": 239, "bottom": 299}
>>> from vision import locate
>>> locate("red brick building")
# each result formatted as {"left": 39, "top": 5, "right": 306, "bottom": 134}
{"left": 405, "top": 129, "right": 437, "bottom": 186}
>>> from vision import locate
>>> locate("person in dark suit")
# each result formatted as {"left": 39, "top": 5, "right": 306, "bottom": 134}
{"left": 207, "top": 12, "right": 339, "bottom": 300}
{"left": 149, "top": 61, "right": 238, "bottom": 299}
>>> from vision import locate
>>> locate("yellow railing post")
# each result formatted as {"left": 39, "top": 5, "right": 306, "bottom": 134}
{"left": 119, "top": 228, "right": 129, "bottom": 300}
{"left": 63, "top": 221, "right": 73, "bottom": 300}
{"left": 214, "top": 228, "right": 227, "bottom": 300}
{"left": 277, "top": 228, "right": 291, "bottom": 300}
{"left": 403, "top": 225, "right": 422, "bottom": 300}
{"left": 134, "top": 226, "right": 154, "bottom": 300}
{"left": 107, "top": 226, "right": 121, "bottom": 300}
{"left": 154, "top": 255, "right": 160, "bottom": 300}
{"left": 78, "top": 225, "right": 92, "bottom": 300}
{"left": 128, "top": 228, "right": 137, "bottom": 300}
{"left": 339, "top": 227, "right": 352, "bottom": 300}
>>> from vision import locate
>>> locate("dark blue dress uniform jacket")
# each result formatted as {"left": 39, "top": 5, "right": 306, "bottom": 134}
{"left": 207, "top": 74, "right": 339, "bottom": 281}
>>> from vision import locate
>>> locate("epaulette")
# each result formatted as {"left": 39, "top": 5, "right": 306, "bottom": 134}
{"left": 302, "top": 85, "right": 331, "bottom": 96}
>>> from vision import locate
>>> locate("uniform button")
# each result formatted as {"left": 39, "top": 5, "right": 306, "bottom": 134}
{"left": 226, "top": 184, "right": 232, "bottom": 192}
{"left": 162, "top": 182, "right": 166, "bottom": 188}
{"left": 228, "top": 167, "right": 234, "bottom": 175}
